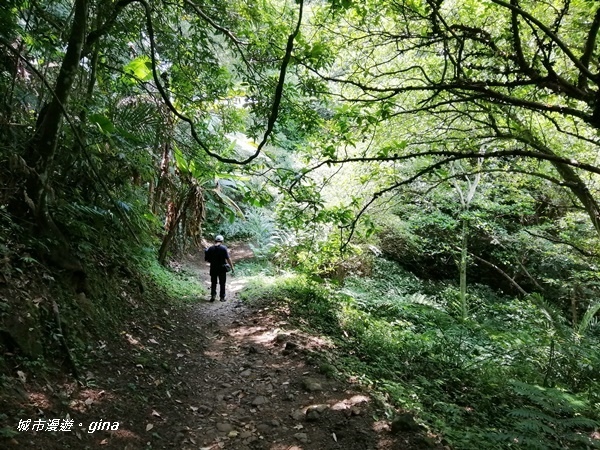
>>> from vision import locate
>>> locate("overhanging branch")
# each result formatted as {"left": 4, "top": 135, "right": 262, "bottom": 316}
{"left": 292, "top": 148, "right": 600, "bottom": 190}
{"left": 137, "top": 0, "right": 304, "bottom": 165}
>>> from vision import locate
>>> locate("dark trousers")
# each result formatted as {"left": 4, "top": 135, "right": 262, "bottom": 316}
{"left": 210, "top": 271, "right": 226, "bottom": 299}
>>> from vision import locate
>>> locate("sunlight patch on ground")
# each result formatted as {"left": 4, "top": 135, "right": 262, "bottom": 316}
{"left": 229, "top": 326, "right": 280, "bottom": 345}
{"left": 123, "top": 332, "right": 142, "bottom": 347}
{"left": 202, "top": 350, "right": 222, "bottom": 359}
{"left": 302, "top": 334, "right": 334, "bottom": 350}
{"left": 109, "top": 427, "right": 140, "bottom": 440}
{"left": 373, "top": 420, "right": 391, "bottom": 433}
{"left": 228, "top": 277, "right": 248, "bottom": 295}
{"left": 27, "top": 391, "right": 51, "bottom": 409}
{"left": 69, "top": 388, "right": 112, "bottom": 413}
{"left": 331, "top": 394, "right": 370, "bottom": 411}
{"left": 199, "top": 273, "right": 247, "bottom": 296}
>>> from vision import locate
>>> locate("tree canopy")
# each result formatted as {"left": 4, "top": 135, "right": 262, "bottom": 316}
{"left": 1, "top": 0, "right": 600, "bottom": 448}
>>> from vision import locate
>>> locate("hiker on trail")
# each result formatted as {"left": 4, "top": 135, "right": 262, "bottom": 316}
{"left": 204, "top": 235, "right": 234, "bottom": 302}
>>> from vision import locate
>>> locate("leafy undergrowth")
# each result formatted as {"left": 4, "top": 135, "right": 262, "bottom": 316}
{"left": 0, "top": 264, "right": 208, "bottom": 448}
{"left": 238, "top": 259, "right": 600, "bottom": 449}
{"left": 0, "top": 230, "right": 207, "bottom": 445}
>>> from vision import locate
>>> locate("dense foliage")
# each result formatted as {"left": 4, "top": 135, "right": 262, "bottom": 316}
{"left": 2, "top": 0, "right": 600, "bottom": 448}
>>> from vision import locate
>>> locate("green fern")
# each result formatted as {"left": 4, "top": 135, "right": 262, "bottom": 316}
{"left": 112, "top": 97, "right": 165, "bottom": 146}
{"left": 576, "top": 302, "right": 600, "bottom": 337}
{"left": 511, "top": 381, "right": 587, "bottom": 412}
{"left": 561, "top": 417, "right": 599, "bottom": 428}
{"left": 492, "top": 381, "right": 600, "bottom": 449}
{"left": 528, "top": 293, "right": 568, "bottom": 338}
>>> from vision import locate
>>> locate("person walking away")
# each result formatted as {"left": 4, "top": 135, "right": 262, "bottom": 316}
{"left": 204, "top": 235, "right": 234, "bottom": 302}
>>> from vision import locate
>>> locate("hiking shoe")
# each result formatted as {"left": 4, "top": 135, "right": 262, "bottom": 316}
{"left": 220, "top": 298, "right": 226, "bottom": 302}
{"left": 209, "top": 297, "right": 215, "bottom": 302}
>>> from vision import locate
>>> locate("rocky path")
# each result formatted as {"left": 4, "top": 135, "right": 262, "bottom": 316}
{"left": 174, "top": 248, "right": 396, "bottom": 450}
{"left": 2, "top": 246, "right": 436, "bottom": 449}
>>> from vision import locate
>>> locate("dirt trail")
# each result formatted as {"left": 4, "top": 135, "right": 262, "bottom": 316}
{"left": 2, "top": 246, "right": 438, "bottom": 449}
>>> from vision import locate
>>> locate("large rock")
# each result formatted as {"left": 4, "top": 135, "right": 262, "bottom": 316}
{"left": 216, "top": 422, "right": 234, "bottom": 433}
{"left": 305, "top": 404, "right": 328, "bottom": 422}
{"left": 294, "top": 432, "right": 309, "bottom": 443}
{"left": 251, "top": 395, "right": 268, "bottom": 406}
{"left": 302, "top": 378, "right": 323, "bottom": 392}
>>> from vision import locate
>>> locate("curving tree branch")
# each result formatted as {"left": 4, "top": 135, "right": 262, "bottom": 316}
{"left": 578, "top": 6, "right": 600, "bottom": 90}
{"left": 139, "top": 0, "right": 305, "bottom": 165}
{"left": 286, "top": 143, "right": 600, "bottom": 250}
{"left": 524, "top": 230, "right": 600, "bottom": 258}
{"left": 181, "top": 0, "right": 248, "bottom": 45}
{"left": 489, "top": 0, "right": 597, "bottom": 81}
{"left": 291, "top": 149, "right": 600, "bottom": 192}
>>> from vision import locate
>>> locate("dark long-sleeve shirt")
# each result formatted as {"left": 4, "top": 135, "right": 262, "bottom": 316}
{"left": 205, "top": 244, "right": 231, "bottom": 274}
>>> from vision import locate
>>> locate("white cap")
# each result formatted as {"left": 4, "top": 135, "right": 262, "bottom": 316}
{"left": 215, "top": 235, "right": 224, "bottom": 242}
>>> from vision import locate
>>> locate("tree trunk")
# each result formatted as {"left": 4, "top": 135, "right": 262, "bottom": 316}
{"left": 19, "top": 0, "right": 88, "bottom": 271}
{"left": 551, "top": 161, "right": 600, "bottom": 237}
{"left": 153, "top": 142, "right": 171, "bottom": 214}
{"left": 26, "top": 0, "right": 88, "bottom": 181}
{"left": 459, "top": 219, "right": 468, "bottom": 321}
{"left": 514, "top": 123, "right": 600, "bottom": 238}
{"left": 158, "top": 188, "right": 195, "bottom": 265}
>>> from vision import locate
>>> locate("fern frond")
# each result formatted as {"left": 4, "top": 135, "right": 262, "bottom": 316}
{"left": 576, "top": 302, "right": 600, "bottom": 337}
{"left": 527, "top": 293, "right": 568, "bottom": 338}
{"left": 510, "top": 381, "right": 586, "bottom": 413}
{"left": 514, "top": 418, "right": 556, "bottom": 436}
{"left": 63, "top": 203, "right": 113, "bottom": 219}
{"left": 509, "top": 408, "right": 556, "bottom": 424}
{"left": 559, "top": 416, "right": 599, "bottom": 429}
{"left": 112, "top": 97, "right": 165, "bottom": 146}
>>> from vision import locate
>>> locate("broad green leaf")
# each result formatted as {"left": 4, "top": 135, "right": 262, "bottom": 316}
{"left": 173, "top": 146, "right": 190, "bottom": 174}
{"left": 89, "top": 113, "right": 115, "bottom": 134}
{"left": 124, "top": 56, "right": 154, "bottom": 81}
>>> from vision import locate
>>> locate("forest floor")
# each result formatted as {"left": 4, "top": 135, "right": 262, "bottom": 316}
{"left": 1, "top": 245, "right": 441, "bottom": 449}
